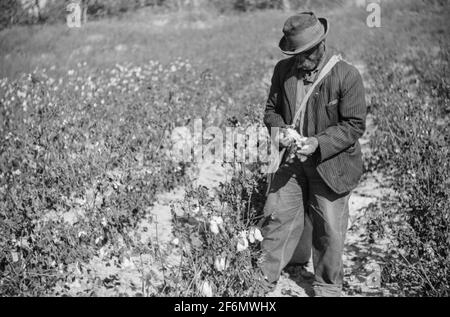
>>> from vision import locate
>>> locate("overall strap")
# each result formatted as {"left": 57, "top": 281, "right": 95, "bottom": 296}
{"left": 290, "top": 54, "right": 342, "bottom": 131}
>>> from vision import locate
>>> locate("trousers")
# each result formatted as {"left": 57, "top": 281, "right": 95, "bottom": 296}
{"left": 260, "top": 155, "right": 350, "bottom": 297}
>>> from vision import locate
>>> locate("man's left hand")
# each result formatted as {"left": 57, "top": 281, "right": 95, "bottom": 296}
{"left": 296, "top": 137, "right": 319, "bottom": 156}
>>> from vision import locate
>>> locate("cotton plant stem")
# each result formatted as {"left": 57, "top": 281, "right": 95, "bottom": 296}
{"left": 399, "top": 252, "right": 437, "bottom": 294}
{"left": 154, "top": 218, "right": 167, "bottom": 287}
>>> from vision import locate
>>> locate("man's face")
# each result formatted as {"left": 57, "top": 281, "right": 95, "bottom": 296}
{"left": 295, "top": 41, "right": 325, "bottom": 72}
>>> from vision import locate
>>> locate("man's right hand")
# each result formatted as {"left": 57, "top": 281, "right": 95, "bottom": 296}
{"left": 279, "top": 128, "right": 293, "bottom": 148}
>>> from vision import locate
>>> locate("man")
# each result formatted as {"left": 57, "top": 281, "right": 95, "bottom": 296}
{"left": 260, "top": 11, "right": 366, "bottom": 297}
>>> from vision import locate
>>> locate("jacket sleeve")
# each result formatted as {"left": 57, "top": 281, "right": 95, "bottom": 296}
{"left": 315, "top": 65, "right": 366, "bottom": 161}
{"left": 263, "top": 61, "right": 288, "bottom": 133}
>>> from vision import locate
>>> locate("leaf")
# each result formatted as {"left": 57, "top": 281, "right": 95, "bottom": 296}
{"left": 190, "top": 233, "right": 203, "bottom": 249}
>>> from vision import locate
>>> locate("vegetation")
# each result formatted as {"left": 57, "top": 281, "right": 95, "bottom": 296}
{"left": 167, "top": 166, "right": 268, "bottom": 296}
{"left": 0, "top": 0, "right": 448, "bottom": 296}
{"left": 362, "top": 0, "right": 449, "bottom": 296}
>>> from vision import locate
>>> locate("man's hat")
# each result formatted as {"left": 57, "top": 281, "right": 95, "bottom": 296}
{"left": 279, "top": 12, "right": 329, "bottom": 55}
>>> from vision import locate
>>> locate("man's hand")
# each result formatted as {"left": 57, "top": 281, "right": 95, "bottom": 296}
{"left": 278, "top": 128, "right": 293, "bottom": 148}
{"left": 296, "top": 137, "right": 319, "bottom": 156}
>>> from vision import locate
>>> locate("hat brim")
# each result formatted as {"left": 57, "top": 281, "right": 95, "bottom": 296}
{"left": 279, "top": 17, "right": 329, "bottom": 55}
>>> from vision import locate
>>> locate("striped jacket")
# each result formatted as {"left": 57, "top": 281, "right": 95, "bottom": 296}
{"left": 264, "top": 54, "right": 367, "bottom": 194}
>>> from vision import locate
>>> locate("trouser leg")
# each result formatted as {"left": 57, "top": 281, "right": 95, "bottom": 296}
{"left": 306, "top": 167, "right": 350, "bottom": 297}
{"left": 260, "top": 161, "right": 307, "bottom": 283}
{"left": 289, "top": 209, "right": 312, "bottom": 265}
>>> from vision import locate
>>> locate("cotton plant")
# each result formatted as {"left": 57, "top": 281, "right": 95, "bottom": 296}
{"left": 171, "top": 177, "right": 269, "bottom": 296}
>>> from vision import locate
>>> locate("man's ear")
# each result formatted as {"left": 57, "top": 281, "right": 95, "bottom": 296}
{"left": 320, "top": 40, "right": 326, "bottom": 51}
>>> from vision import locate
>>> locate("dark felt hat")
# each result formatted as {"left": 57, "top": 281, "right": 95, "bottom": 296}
{"left": 279, "top": 11, "right": 329, "bottom": 55}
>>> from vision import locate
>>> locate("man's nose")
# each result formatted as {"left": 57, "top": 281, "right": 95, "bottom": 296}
{"left": 296, "top": 54, "right": 306, "bottom": 64}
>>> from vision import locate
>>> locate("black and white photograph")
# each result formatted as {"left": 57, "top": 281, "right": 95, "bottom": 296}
{"left": 0, "top": 0, "right": 448, "bottom": 300}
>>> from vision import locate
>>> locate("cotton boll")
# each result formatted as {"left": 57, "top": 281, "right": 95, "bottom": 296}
{"left": 210, "top": 221, "right": 220, "bottom": 235}
{"left": 171, "top": 237, "right": 179, "bottom": 246}
{"left": 285, "top": 128, "right": 308, "bottom": 147}
{"left": 248, "top": 226, "right": 263, "bottom": 243}
{"left": 214, "top": 256, "right": 227, "bottom": 272}
{"left": 210, "top": 216, "right": 224, "bottom": 234}
{"left": 248, "top": 232, "right": 255, "bottom": 244}
{"left": 200, "top": 280, "right": 213, "bottom": 297}
{"left": 211, "top": 216, "right": 223, "bottom": 225}
{"left": 237, "top": 231, "right": 249, "bottom": 252}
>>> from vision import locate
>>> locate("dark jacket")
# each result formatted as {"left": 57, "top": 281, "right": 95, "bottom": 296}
{"left": 264, "top": 54, "right": 367, "bottom": 194}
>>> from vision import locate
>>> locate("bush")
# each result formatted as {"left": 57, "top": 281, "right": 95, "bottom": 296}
{"left": 167, "top": 164, "right": 268, "bottom": 296}
{"left": 0, "top": 59, "right": 226, "bottom": 295}
{"left": 0, "top": 0, "right": 20, "bottom": 30}
{"left": 364, "top": 31, "right": 449, "bottom": 296}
